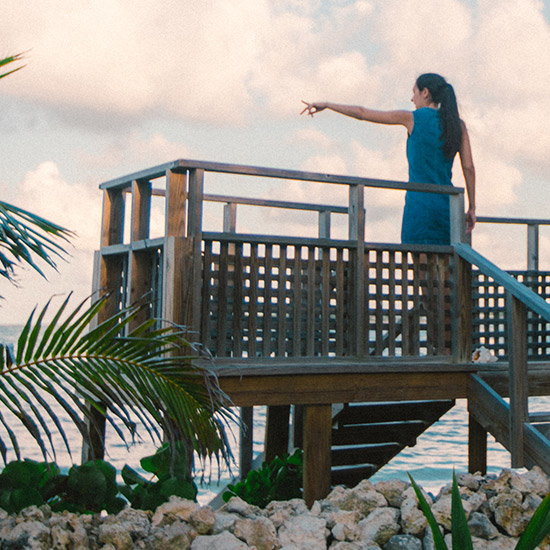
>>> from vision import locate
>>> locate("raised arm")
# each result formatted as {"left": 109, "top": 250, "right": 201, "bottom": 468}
{"left": 301, "top": 101, "right": 413, "bottom": 133}
{"left": 459, "top": 122, "right": 476, "bottom": 234}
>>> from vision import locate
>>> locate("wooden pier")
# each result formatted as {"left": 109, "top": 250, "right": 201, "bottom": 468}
{"left": 93, "top": 159, "right": 550, "bottom": 506}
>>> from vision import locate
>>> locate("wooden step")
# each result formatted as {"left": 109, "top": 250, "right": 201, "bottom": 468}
{"left": 330, "top": 399, "right": 455, "bottom": 487}
{"left": 334, "top": 400, "right": 454, "bottom": 425}
{"left": 332, "top": 421, "right": 426, "bottom": 446}
{"left": 332, "top": 443, "right": 402, "bottom": 466}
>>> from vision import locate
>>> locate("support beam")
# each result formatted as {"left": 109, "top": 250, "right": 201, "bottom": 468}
{"left": 508, "top": 294, "right": 528, "bottom": 468}
{"left": 468, "top": 413, "right": 487, "bottom": 475}
{"left": 264, "top": 405, "right": 290, "bottom": 465}
{"left": 239, "top": 407, "right": 254, "bottom": 479}
{"left": 303, "top": 404, "right": 332, "bottom": 507}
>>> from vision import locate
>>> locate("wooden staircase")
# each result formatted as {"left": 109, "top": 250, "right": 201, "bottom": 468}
{"left": 330, "top": 399, "right": 455, "bottom": 486}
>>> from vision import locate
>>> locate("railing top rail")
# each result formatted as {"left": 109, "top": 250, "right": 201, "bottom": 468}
{"left": 99, "top": 158, "right": 463, "bottom": 196}
{"left": 477, "top": 216, "right": 550, "bottom": 226}
{"left": 454, "top": 243, "right": 550, "bottom": 321}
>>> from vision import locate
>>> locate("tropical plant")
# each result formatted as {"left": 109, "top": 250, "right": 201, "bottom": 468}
{"left": 0, "top": 52, "right": 235, "bottom": 474}
{"left": 0, "top": 200, "right": 72, "bottom": 291}
{"left": 121, "top": 441, "right": 197, "bottom": 511}
{"left": 409, "top": 471, "right": 550, "bottom": 550}
{"left": 0, "top": 52, "right": 25, "bottom": 80}
{"left": 0, "top": 294, "right": 235, "bottom": 468}
{"left": 223, "top": 449, "right": 303, "bottom": 508}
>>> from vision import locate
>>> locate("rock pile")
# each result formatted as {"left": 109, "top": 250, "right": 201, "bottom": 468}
{"left": 1, "top": 467, "right": 550, "bottom": 549}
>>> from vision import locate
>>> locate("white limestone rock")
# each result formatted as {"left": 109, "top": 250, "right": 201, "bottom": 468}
{"left": 191, "top": 530, "right": 254, "bottom": 549}
{"left": 357, "top": 507, "right": 400, "bottom": 546}
{"left": 400, "top": 496, "right": 427, "bottom": 536}
{"left": 151, "top": 497, "right": 199, "bottom": 527}
{"left": 233, "top": 516, "right": 279, "bottom": 550}
{"left": 145, "top": 522, "right": 197, "bottom": 550}
{"left": 265, "top": 499, "right": 309, "bottom": 528}
{"left": 189, "top": 505, "right": 216, "bottom": 534}
{"left": 3, "top": 519, "right": 51, "bottom": 549}
{"left": 327, "top": 481, "right": 388, "bottom": 517}
{"left": 468, "top": 511, "right": 499, "bottom": 540}
{"left": 432, "top": 493, "right": 473, "bottom": 531}
{"left": 222, "top": 496, "right": 263, "bottom": 518}
{"left": 278, "top": 513, "right": 328, "bottom": 550}
{"left": 326, "top": 510, "right": 361, "bottom": 541}
{"left": 489, "top": 490, "right": 529, "bottom": 537}
{"left": 211, "top": 511, "right": 240, "bottom": 534}
{"left": 373, "top": 480, "right": 409, "bottom": 508}
{"left": 49, "top": 512, "right": 91, "bottom": 549}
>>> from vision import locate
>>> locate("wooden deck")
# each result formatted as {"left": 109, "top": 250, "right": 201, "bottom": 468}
{"left": 92, "top": 159, "right": 550, "bottom": 506}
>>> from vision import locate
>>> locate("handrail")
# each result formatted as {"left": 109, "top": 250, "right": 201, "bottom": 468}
{"left": 477, "top": 216, "right": 550, "bottom": 226}
{"left": 454, "top": 243, "right": 550, "bottom": 322}
{"left": 99, "top": 158, "right": 463, "bottom": 197}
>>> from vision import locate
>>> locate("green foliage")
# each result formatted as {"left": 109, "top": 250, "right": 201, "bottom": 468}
{"left": 0, "top": 460, "right": 58, "bottom": 514}
{"left": 223, "top": 449, "right": 303, "bottom": 508}
{"left": 50, "top": 460, "right": 126, "bottom": 514}
{"left": 0, "top": 294, "right": 235, "bottom": 470}
{"left": 410, "top": 471, "right": 550, "bottom": 550}
{"left": 0, "top": 459, "right": 125, "bottom": 514}
{"left": 120, "top": 442, "right": 197, "bottom": 511}
{"left": 0, "top": 200, "right": 73, "bottom": 290}
{"left": 0, "top": 52, "right": 26, "bottom": 81}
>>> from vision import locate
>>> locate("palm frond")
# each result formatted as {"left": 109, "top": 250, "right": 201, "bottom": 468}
{"left": 0, "top": 200, "right": 73, "bottom": 286}
{"left": 0, "top": 294, "right": 236, "bottom": 470}
{"left": 0, "top": 52, "right": 26, "bottom": 80}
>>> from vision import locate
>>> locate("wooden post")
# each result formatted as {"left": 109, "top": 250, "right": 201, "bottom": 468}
{"left": 318, "top": 210, "right": 331, "bottom": 239}
{"left": 453, "top": 255, "right": 472, "bottom": 363}
{"left": 449, "top": 191, "right": 466, "bottom": 245}
{"left": 303, "top": 404, "right": 332, "bottom": 507}
{"left": 223, "top": 202, "right": 237, "bottom": 233}
{"left": 240, "top": 406, "right": 254, "bottom": 479}
{"left": 508, "top": 293, "right": 528, "bottom": 468}
{"left": 128, "top": 179, "right": 153, "bottom": 330}
{"left": 527, "top": 223, "right": 539, "bottom": 271}
{"left": 468, "top": 413, "right": 487, "bottom": 475}
{"left": 349, "top": 184, "right": 365, "bottom": 356}
{"left": 162, "top": 170, "right": 188, "bottom": 330}
{"left": 83, "top": 188, "right": 125, "bottom": 461}
{"left": 264, "top": 405, "right": 291, "bottom": 465}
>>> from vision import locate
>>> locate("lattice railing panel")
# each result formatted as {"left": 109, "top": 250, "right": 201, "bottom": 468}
{"left": 201, "top": 238, "right": 452, "bottom": 358}
{"left": 472, "top": 270, "right": 550, "bottom": 359}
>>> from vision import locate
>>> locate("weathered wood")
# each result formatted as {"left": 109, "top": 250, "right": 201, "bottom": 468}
{"left": 264, "top": 405, "right": 290, "bottom": 464}
{"left": 217, "top": 370, "right": 471, "bottom": 406}
{"left": 165, "top": 170, "right": 187, "bottom": 237}
{"left": 303, "top": 404, "right": 332, "bottom": 506}
{"left": 101, "top": 158, "right": 464, "bottom": 197}
{"left": 454, "top": 255, "right": 472, "bottom": 363}
{"left": 468, "top": 413, "right": 487, "bottom": 475}
{"left": 240, "top": 407, "right": 253, "bottom": 478}
{"left": 349, "top": 184, "right": 365, "bottom": 355}
{"left": 527, "top": 224, "right": 539, "bottom": 271}
{"left": 508, "top": 294, "right": 528, "bottom": 467}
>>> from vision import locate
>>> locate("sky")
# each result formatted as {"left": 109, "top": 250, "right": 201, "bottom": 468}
{"left": 2, "top": 0, "right": 550, "bottom": 324}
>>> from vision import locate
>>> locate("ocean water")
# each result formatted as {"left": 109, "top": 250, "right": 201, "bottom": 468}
{"left": 0, "top": 324, "right": 538, "bottom": 504}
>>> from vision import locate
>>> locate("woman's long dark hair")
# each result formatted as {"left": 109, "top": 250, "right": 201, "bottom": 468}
{"left": 416, "top": 73, "right": 462, "bottom": 159}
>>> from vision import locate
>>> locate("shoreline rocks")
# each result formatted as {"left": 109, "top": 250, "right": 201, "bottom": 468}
{"left": 1, "top": 467, "right": 550, "bottom": 549}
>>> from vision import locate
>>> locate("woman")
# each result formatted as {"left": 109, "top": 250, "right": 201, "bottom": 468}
{"left": 301, "top": 73, "right": 476, "bottom": 244}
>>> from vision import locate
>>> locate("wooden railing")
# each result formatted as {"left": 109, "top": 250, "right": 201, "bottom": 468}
{"left": 95, "top": 159, "right": 466, "bottom": 360}
{"left": 455, "top": 242, "right": 550, "bottom": 468}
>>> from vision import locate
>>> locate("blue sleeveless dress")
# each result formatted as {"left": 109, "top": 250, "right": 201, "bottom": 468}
{"left": 401, "top": 107, "right": 455, "bottom": 245}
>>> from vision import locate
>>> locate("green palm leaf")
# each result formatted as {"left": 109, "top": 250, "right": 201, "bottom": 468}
{"left": 408, "top": 473, "right": 448, "bottom": 550}
{"left": 516, "top": 493, "right": 550, "bottom": 550}
{"left": 0, "top": 294, "right": 236, "bottom": 470}
{"left": 0, "top": 200, "right": 73, "bottom": 288}
{"left": 0, "top": 52, "right": 26, "bottom": 80}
